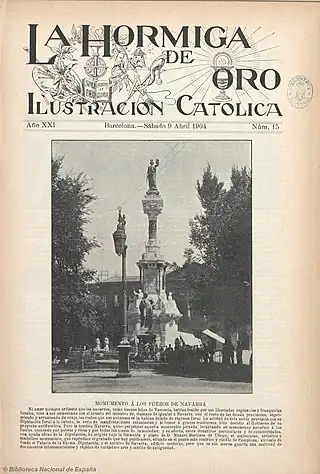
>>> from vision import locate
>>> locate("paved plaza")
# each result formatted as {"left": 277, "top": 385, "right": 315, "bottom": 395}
{"left": 52, "top": 370, "right": 252, "bottom": 394}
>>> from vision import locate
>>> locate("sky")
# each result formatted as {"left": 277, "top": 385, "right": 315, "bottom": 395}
{"left": 52, "top": 140, "right": 251, "bottom": 277}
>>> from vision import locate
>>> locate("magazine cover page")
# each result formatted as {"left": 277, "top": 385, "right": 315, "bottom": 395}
{"left": 1, "top": 1, "right": 319, "bottom": 473}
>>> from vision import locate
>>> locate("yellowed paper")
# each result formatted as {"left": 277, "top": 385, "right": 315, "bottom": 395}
{"left": 1, "top": 1, "right": 320, "bottom": 473}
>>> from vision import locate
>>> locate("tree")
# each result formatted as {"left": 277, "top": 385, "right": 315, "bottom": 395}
{"left": 185, "top": 164, "right": 252, "bottom": 335}
{"left": 52, "top": 157, "right": 109, "bottom": 355}
{"left": 188, "top": 165, "right": 251, "bottom": 279}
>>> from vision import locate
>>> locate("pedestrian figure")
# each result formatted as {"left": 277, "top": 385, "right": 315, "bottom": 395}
{"left": 236, "top": 339, "right": 243, "bottom": 364}
{"left": 159, "top": 346, "right": 165, "bottom": 362}
{"left": 223, "top": 338, "right": 234, "bottom": 364}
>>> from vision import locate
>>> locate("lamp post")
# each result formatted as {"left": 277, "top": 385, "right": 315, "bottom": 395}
{"left": 112, "top": 208, "right": 132, "bottom": 378}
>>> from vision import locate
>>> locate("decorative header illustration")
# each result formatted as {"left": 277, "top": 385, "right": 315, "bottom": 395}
{"left": 25, "top": 24, "right": 285, "bottom": 117}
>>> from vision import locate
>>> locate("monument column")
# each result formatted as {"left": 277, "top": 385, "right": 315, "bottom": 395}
{"left": 127, "top": 159, "right": 182, "bottom": 347}
{"left": 149, "top": 218, "right": 157, "bottom": 241}
{"left": 137, "top": 159, "right": 167, "bottom": 304}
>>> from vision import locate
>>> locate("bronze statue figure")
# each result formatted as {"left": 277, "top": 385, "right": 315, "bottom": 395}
{"left": 146, "top": 159, "right": 160, "bottom": 195}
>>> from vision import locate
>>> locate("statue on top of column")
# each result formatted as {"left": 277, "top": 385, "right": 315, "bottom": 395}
{"left": 117, "top": 207, "right": 126, "bottom": 228}
{"left": 146, "top": 159, "right": 160, "bottom": 195}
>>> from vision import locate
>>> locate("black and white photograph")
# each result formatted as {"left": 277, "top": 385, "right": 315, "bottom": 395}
{"left": 52, "top": 140, "right": 252, "bottom": 393}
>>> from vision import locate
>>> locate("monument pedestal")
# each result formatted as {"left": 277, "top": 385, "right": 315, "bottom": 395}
{"left": 128, "top": 295, "right": 182, "bottom": 348}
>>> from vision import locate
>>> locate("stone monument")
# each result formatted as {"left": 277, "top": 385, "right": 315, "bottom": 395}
{"left": 128, "top": 159, "right": 182, "bottom": 347}
{"left": 94, "top": 337, "right": 101, "bottom": 351}
{"left": 104, "top": 336, "right": 110, "bottom": 352}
